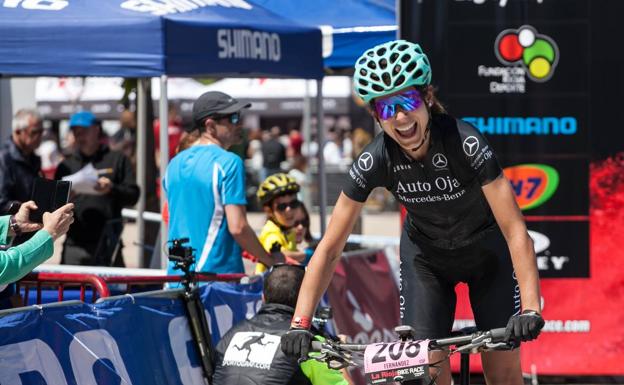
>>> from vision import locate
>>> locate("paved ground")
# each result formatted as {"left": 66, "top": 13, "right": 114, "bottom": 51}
{"left": 47, "top": 210, "right": 403, "bottom": 269}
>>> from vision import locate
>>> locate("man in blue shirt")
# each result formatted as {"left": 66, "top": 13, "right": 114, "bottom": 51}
{"left": 164, "top": 91, "right": 280, "bottom": 274}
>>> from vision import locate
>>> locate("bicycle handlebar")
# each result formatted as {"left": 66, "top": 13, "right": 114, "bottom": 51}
{"left": 310, "top": 327, "right": 511, "bottom": 355}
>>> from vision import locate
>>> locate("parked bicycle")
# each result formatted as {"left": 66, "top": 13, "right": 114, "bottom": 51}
{"left": 308, "top": 326, "right": 515, "bottom": 385}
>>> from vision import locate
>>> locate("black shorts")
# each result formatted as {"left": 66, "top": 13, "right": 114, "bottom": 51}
{"left": 399, "top": 226, "right": 520, "bottom": 339}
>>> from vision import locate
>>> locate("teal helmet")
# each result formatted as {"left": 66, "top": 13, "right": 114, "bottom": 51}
{"left": 354, "top": 40, "right": 432, "bottom": 103}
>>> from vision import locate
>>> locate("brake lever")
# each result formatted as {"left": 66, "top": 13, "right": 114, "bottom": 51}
{"left": 484, "top": 341, "right": 516, "bottom": 351}
{"left": 308, "top": 342, "right": 358, "bottom": 369}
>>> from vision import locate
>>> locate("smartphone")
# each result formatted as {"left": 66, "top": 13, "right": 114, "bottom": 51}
{"left": 29, "top": 178, "right": 72, "bottom": 223}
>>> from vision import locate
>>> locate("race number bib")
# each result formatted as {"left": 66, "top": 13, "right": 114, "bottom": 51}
{"left": 363, "top": 340, "right": 430, "bottom": 384}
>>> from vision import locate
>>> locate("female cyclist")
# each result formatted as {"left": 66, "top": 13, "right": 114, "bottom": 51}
{"left": 281, "top": 40, "right": 544, "bottom": 385}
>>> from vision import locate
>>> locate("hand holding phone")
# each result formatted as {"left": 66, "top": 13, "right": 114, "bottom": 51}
{"left": 29, "top": 178, "right": 72, "bottom": 223}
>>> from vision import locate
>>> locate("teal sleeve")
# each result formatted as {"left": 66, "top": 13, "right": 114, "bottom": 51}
{"left": 0, "top": 216, "right": 9, "bottom": 245}
{"left": 300, "top": 359, "right": 348, "bottom": 385}
{"left": 0, "top": 230, "right": 54, "bottom": 285}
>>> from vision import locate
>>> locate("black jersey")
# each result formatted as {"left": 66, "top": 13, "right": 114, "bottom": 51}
{"left": 343, "top": 114, "right": 502, "bottom": 249}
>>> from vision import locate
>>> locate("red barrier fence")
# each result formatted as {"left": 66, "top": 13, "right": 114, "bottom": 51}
{"left": 17, "top": 272, "right": 247, "bottom": 305}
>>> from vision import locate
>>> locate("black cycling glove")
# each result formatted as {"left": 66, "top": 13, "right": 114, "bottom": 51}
{"left": 281, "top": 328, "right": 314, "bottom": 361}
{"left": 505, "top": 310, "right": 545, "bottom": 343}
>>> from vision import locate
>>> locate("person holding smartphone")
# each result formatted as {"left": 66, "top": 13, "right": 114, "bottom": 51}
{"left": 0, "top": 201, "right": 74, "bottom": 286}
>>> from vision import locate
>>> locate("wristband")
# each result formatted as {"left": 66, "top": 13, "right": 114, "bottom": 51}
{"left": 291, "top": 315, "right": 312, "bottom": 330}
{"left": 521, "top": 309, "right": 541, "bottom": 316}
{"left": 9, "top": 215, "right": 21, "bottom": 236}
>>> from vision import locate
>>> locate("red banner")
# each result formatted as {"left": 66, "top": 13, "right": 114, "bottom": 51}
{"left": 453, "top": 157, "right": 624, "bottom": 375}
{"left": 327, "top": 250, "right": 401, "bottom": 385}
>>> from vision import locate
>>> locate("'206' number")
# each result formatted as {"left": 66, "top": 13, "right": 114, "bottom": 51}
{"left": 371, "top": 341, "right": 422, "bottom": 364}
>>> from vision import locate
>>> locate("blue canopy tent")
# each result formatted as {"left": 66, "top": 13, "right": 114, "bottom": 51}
{"left": 0, "top": 1, "right": 324, "bottom": 265}
{"left": 0, "top": 1, "right": 323, "bottom": 78}
{"left": 252, "top": 0, "right": 396, "bottom": 69}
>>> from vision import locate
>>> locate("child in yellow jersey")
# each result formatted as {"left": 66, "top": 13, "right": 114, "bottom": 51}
{"left": 255, "top": 173, "right": 309, "bottom": 274}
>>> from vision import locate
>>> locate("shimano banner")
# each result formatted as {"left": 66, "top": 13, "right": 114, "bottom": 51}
{"left": 0, "top": 281, "right": 263, "bottom": 385}
{"left": 403, "top": 0, "right": 590, "bottom": 279}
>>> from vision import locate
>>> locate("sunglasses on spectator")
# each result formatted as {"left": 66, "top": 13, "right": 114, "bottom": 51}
{"left": 275, "top": 199, "right": 302, "bottom": 212}
{"left": 213, "top": 112, "right": 241, "bottom": 125}
{"left": 294, "top": 219, "right": 309, "bottom": 228}
{"left": 373, "top": 89, "right": 424, "bottom": 120}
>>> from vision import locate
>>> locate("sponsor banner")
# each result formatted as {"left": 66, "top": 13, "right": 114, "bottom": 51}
{"left": 527, "top": 221, "right": 589, "bottom": 278}
{"left": 446, "top": 22, "right": 588, "bottom": 95}
{"left": 447, "top": 0, "right": 588, "bottom": 22}
{"left": 0, "top": 281, "right": 263, "bottom": 385}
{"left": 199, "top": 281, "right": 263, "bottom": 346}
{"left": 0, "top": 296, "right": 195, "bottom": 385}
{"left": 327, "top": 250, "right": 400, "bottom": 343}
{"left": 498, "top": 157, "right": 589, "bottom": 216}
{"left": 327, "top": 250, "right": 401, "bottom": 385}
{"left": 458, "top": 97, "right": 588, "bottom": 154}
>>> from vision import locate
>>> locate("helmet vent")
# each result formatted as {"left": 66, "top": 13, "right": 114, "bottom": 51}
{"left": 367, "top": 61, "right": 377, "bottom": 70}
{"left": 360, "top": 89, "right": 369, "bottom": 95}
{"left": 360, "top": 69, "right": 368, "bottom": 76}
{"left": 401, "top": 54, "right": 411, "bottom": 63}
{"left": 394, "top": 75, "right": 406, "bottom": 87}
{"left": 376, "top": 48, "right": 387, "bottom": 56}
{"left": 413, "top": 68, "right": 423, "bottom": 79}
{"left": 372, "top": 84, "right": 384, "bottom": 92}
{"left": 366, "top": 51, "right": 374, "bottom": 57}
{"left": 379, "top": 58, "right": 388, "bottom": 69}
{"left": 358, "top": 79, "right": 369, "bottom": 86}
{"left": 358, "top": 58, "right": 367, "bottom": 65}
{"left": 390, "top": 53, "right": 399, "bottom": 62}
{"left": 370, "top": 73, "right": 380, "bottom": 81}
{"left": 382, "top": 72, "right": 391, "bottom": 86}
{"left": 390, "top": 42, "right": 398, "bottom": 50}
{"left": 406, "top": 62, "right": 416, "bottom": 72}
{"left": 398, "top": 44, "right": 409, "bottom": 51}
{"left": 393, "top": 64, "right": 401, "bottom": 75}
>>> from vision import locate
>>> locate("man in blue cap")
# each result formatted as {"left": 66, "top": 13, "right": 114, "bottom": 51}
{"left": 54, "top": 111, "right": 139, "bottom": 266}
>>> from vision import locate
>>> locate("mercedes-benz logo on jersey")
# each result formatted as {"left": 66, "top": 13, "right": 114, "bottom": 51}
{"left": 432, "top": 153, "right": 448, "bottom": 169}
{"left": 463, "top": 136, "right": 480, "bottom": 156}
{"left": 358, "top": 152, "right": 374, "bottom": 171}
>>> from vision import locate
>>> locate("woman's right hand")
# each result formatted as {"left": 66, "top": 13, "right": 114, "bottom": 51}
{"left": 42, "top": 203, "right": 75, "bottom": 241}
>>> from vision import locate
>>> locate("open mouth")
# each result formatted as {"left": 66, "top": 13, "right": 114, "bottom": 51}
{"left": 395, "top": 123, "right": 417, "bottom": 139}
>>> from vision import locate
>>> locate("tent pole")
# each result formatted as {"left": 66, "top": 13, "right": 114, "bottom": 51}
{"left": 302, "top": 80, "right": 312, "bottom": 211}
{"left": 159, "top": 75, "right": 169, "bottom": 269}
{"left": 316, "top": 78, "right": 327, "bottom": 236}
{"left": 136, "top": 78, "right": 147, "bottom": 264}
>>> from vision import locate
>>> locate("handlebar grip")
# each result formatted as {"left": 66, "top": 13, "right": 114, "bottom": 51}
{"left": 489, "top": 328, "right": 507, "bottom": 342}
{"left": 311, "top": 341, "right": 323, "bottom": 352}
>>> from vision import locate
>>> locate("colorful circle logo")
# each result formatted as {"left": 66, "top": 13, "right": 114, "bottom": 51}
{"left": 495, "top": 25, "right": 559, "bottom": 82}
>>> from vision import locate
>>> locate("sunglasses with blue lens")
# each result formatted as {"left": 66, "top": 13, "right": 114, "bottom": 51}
{"left": 373, "top": 89, "right": 424, "bottom": 120}
{"left": 214, "top": 112, "right": 241, "bottom": 125}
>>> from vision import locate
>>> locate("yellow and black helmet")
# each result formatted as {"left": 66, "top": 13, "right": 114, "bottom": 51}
{"left": 257, "top": 173, "right": 300, "bottom": 206}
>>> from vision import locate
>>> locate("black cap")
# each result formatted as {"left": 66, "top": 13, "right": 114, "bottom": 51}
{"left": 192, "top": 91, "right": 251, "bottom": 124}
